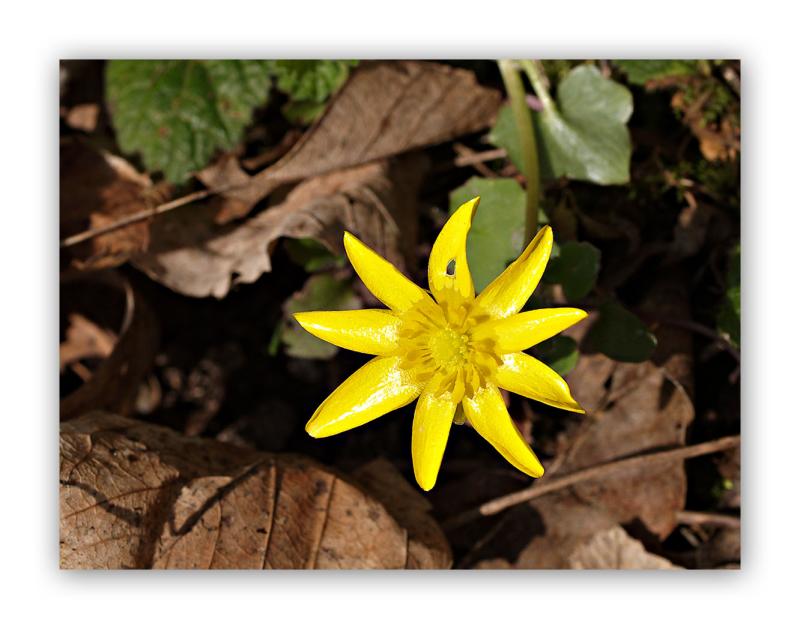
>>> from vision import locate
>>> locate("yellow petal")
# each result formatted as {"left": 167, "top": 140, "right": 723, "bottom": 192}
{"left": 428, "top": 196, "right": 478, "bottom": 302}
{"left": 306, "top": 355, "right": 423, "bottom": 438}
{"left": 411, "top": 385, "right": 457, "bottom": 491}
{"left": 476, "top": 225, "right": 553, "bottom": 319}
{"left": 463, "top": 384, "right": 544, "bottom": 478}
{"left": 293, "top": 309, "right": 400, "bottom": 355}
{"left": 343, "top": 231, "right": 433, "bottom": 313}
{"left": 494, "top": 352, "right": 585, "bottom": 414}
{"left": 473, "top": 307, "right": 587, "bottom": 353}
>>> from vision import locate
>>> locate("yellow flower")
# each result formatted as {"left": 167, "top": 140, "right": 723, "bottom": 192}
{"left": 294, "top": 196, "right": 586, "bottom": 491}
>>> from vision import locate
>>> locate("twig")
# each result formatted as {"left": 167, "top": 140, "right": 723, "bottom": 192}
{"left": 660, "top": 318, "right": 740, "bottom": 364}
{"left": 442, "top": 434, "right": 741, "bottom": 531}
{"left": 453, "top": 147, "right": 508, "bottom": 168}
{"left": 452, "top": 143, "right": 499, "bottom": 179}
{"left": 60, "top": 188, "right": 215, "bottom": 248}
{"left": 677, "top": 510, "right": 740, "bottom": 529}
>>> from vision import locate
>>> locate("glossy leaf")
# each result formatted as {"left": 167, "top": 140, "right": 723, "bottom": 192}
{"left": 106, "top": 61, "right": 271, "bottom": 183}
{"left": 489, "top": 64, "right": 633, "bottom": 185}
{"left": 587, "top": 301, "right": 657, "bottom": 363}
{"left": 448, "top": 177, "right": 526, "bottom": 293}
{"left": 543, "top": 241, "right": 601, "bottom": 300}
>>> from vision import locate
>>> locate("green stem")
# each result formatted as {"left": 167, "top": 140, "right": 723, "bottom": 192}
{"left": 520, "top": 59, "right": 556, "bottom": 112}
{"left": 498, "top": 59, "right": 540, "bottom": 243}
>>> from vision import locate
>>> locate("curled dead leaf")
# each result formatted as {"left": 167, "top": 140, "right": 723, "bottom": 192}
{"left": 60, "top": 139, "right": 165, "bottom": 270}
{"left": 60, "top": 413, "right": 452, "bottom": 569}
{"left": 133, "top": 154, "right": 427, "bottom": 298}
{"left": 60, "top": 271, "right": 158, "bottom": 421}
{"left": 202, "top": 60, "right": 502, "bottom": 222}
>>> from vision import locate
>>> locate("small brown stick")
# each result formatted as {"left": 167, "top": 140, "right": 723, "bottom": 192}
{"left": 452, "top": 143, "right": 500, "bottom": 178}
{"left": 442, "top": 434, "right": 741, "bottom": 531}
{"left": 453, "top": 147, "right": 508, "bottom": 167}
{"left": 660, "top": 318, "right": 740, "bottom": 363}
{"left": 677, "top": 510, "right": 740, "bottom": 529}
{"left": 60, "top": 188, "right": 215, "bottom": 248}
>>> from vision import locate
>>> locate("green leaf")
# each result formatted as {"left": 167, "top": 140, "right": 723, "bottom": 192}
{"left": 284, "top": 238, "right": 346, "bottom": 272}
{"left": 281, "top": 273, "right": 361, "bottom": 359}
{"left": 488, "top": 106, "right": 526, "bottom": 175}
{"left": 489, "top": 64, "right": 633, "bottom": 185}
{"left": 536, "top": 65, "right": 633, "bottom": 185}
{"left": 534, "top": 336, "right": 579, "bottom": 376}
{"left": 614, "top": 60, "right": 699, "bottom": 85}
{"left": 268, "top": 60, "right": 358, "bottom": 124}
{"left": 106, "top": 60, "right": 271, "bottom": 183}
{"left": 449, "top": 177, "right": 526, "bottom": 293}
{"left": 587, "top": 301, "right": 657, "bottom": 363}
{"left": 543, "top": 241, "right": 601, "bottom": 301}
{"left": 718, "top": 243, "right": 740, "bottom": 348}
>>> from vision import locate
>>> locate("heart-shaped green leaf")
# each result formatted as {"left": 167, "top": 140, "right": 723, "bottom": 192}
{"left": 490, "top": 64, "right": 633, "bottom": 185}
{"left": 587, "top": 301, "right": 657, "bottom": 363}
{"left": 449, "top": 177, "right": 526, "bottom": 293}
{"left": 106, "top": 61, "right": 271, "bottom": 183}
{"left": 543, "top": 241, "right": 601, "bottom": 301}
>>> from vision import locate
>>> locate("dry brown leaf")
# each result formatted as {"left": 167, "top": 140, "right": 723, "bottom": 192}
{"left": 60, "top": 413, "right": 452, "bottom": 569}
{"left": 60, "top": 139, "right": 160, "bottom": 270}
{"left": 64, "top": 103, "right": 100, "bottom": 133}
{"left": 562, "top": 277, "right": 695, "bottom": 538}
{"left": 568, "top": 526, "right": 679, "bottom": 569}
{"left": 60, "top": 272, "right": 158, "bottom": 421}
{"left": 201, "top": 60, "right": 502, "bottom": 221}
{"left": 513, "top": 496, "right": 616, "bottom": 568}
{"left": 507, "top": 496, "right": 679, "bottom": 569}
{"left": 133, "top": 154, "right": 427, "bottom": 299}
{"left": 353, "top": 459, "right": 452, "bottom": 569}
{"left": 59, "top": 313, "right": 116, "bottom": 373}
{"left": 672, "top": 89, "right": 740, "bottom": 162}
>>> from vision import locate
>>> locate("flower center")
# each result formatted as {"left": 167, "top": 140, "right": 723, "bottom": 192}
{"left": 396, "top": 288, "right": 502, "bottom": 404}
{"left": 429, "top": 328, "right": 469, "bottom": 367}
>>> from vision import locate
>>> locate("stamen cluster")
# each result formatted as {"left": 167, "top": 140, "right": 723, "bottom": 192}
{"left": 397, "top": 288, "right": 502, "bottom": 403}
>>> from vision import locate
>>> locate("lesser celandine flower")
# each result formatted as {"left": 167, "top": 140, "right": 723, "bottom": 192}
{"left": 294, "top": 196, "right": 586, "bottom": 490}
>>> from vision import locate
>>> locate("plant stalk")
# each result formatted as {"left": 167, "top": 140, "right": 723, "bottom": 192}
{"left": 498, "top": 59, "right": 540, "bottom": 243}
{"left": 520, "top": 59, "right": 556, "bottom": 112}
